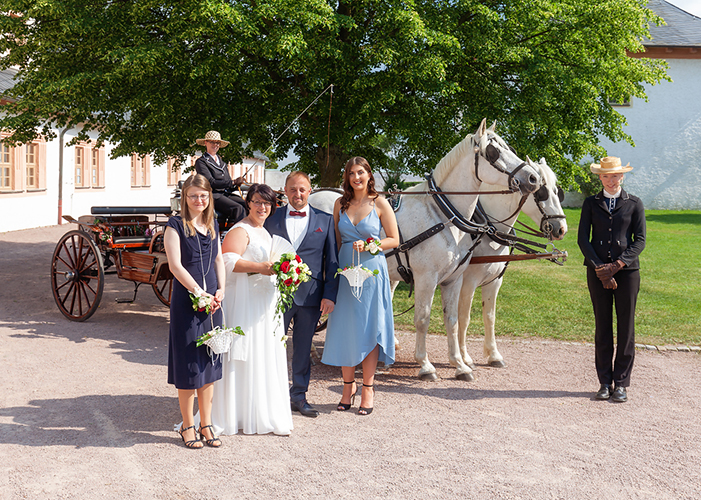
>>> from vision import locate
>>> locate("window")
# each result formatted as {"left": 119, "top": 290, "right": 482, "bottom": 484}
{"left": 75, "top": 147, "right": 85, "bottom": 187}
{"left": 25, "top": 143, "right": 38, "bottom": 189}
{"left": 167, "top": 158, "right": 181, "bottom": 186}
{"left": 131, "top": 153, "right": 151, "bottom": 187}
{"left": 91, "top": 149, "right": 99, "bottom": 186}
{"left": 0, "top": 142, "right": 12, "bottom": 190}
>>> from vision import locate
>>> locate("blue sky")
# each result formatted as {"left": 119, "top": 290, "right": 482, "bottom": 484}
{"left": 668, "top": 0, "right": 701, "bottom": 16}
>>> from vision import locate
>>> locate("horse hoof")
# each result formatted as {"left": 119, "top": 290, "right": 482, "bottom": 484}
{"left": 468, "top": 363, "right": 477, "bottom": 370}
{"left": 489, "top": 360, "right": 506, "bottom": 368}
{"left": 419, "top": 372, "right": 439, "bottom": 382}
{"left": 456, "top": 372, "right": 475, "bottom": 382}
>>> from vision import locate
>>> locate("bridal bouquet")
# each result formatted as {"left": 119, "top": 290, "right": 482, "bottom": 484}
{"left": 273, "top": 253, "right": 312, "bottom": 318}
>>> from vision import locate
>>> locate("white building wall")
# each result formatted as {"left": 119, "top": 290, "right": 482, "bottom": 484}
{"left": 598, "top": 58, "right": 701, "bottom": 209}
{"left": 1, "top": 126, "right": 267, "bottom": 232}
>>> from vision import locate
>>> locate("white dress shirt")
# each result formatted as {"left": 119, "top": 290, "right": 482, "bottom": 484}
{"left": 286, "top": 204, "right": 310, "bottom": 250}
{"left": 603, "top": 188, "right": 621, "bottom": 212}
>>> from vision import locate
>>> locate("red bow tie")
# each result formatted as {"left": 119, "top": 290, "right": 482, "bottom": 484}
{"left": 289, "top": 211, "right": 306, "bottom": 217}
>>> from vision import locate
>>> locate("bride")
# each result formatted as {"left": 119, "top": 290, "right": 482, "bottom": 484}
{"left": 211, "top": 183, "right": 293, "bottom": 436}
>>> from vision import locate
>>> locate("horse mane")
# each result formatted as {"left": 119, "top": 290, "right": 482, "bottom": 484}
{"left": 432, "top": 133, "right": 474, "bottom": 186}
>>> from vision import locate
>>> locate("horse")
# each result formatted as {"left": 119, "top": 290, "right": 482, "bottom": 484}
{"left": 456, "top": 157, "right": 568, "bottom": 376}
{"left": 309, "top": 119, "right": 541, "bottom": 381}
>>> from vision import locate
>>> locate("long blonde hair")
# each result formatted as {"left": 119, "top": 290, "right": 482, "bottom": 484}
{"left": 181, "top": 174, "right": 216, "bottom": 239}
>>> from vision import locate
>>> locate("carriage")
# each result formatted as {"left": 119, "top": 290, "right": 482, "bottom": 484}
{"left": 50, "top": 205, "right": 177, "bottom": 321}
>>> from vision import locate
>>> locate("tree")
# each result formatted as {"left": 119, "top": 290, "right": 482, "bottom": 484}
{"left": 0, "top": 0, "right": 668, "bottom": 188}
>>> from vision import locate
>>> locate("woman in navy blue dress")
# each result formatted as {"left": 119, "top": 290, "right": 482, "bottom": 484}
{"left": 164, "top": 174, "right": 225, "bottom": 448}
{"left": 322, "top": 157, "right": 399, "bottom": 415}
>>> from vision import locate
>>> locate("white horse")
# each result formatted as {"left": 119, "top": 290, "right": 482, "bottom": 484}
{"left": 457, "top": 157, "right": 568, "bottom": 374}
{"left": 310, "top": 119, "right": 541, "bottom": 381}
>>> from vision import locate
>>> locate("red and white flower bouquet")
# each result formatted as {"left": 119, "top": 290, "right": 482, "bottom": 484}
{"left": 272, "top": 252, "right": 311, "bottom": 318}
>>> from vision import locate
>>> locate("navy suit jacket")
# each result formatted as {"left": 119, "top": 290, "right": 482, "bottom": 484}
{"left": 265, "top": 206, "right": 339, "bottom": 307}
{"left": 578, "top": 189, "right": 646, "bottom": 270}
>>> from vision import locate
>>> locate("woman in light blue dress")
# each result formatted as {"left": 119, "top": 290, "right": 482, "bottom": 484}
{"left": 322, "top": 157, "right": 399, "bottom": 415}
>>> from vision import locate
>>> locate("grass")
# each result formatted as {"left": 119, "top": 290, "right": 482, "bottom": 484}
{"left": 391, "top": 209, "right": 701, "bottom": 346}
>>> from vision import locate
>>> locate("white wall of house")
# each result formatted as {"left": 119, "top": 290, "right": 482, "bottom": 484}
{"left": 598, "top": 58, "right": 701, "bottom": 209}
{"left": 1, "top": 126, "right": 266, "bottom": 232}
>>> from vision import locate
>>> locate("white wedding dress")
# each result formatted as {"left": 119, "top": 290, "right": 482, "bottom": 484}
{"left": 211, "top": 221, "right": 293, "bottom": 436}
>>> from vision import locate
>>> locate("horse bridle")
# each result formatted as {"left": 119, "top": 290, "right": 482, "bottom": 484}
{"left": 531, "top": 182, "right": 566, "bottom": 238}
{"left": 473, "top": 134, "right": 528, "bottom": 191}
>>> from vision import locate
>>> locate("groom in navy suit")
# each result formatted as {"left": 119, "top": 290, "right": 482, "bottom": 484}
{"left": 265, "top": 171, "right": 339, "bottom": 417}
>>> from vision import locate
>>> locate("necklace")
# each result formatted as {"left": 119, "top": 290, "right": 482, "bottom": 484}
{"left": 195, "top": 225, "right": 213, "bottom": 290}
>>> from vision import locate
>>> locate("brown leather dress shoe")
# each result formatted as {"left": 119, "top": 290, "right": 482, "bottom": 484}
{"left": 595, "top": 384, "right": 612, "bottom": 400}
{"left": 611, "top": 386, "right": 628, "bottom": 402}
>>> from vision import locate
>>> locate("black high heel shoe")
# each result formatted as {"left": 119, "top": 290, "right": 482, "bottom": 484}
{"left": 358, "top": 384, "right": 374, "bottom": 416}
{"left": 337, "top": 380, "right": 357, "bottom": 411}
{"left": 178, "top": 425, "right": 203, "bottom": 449}
{"left": 198, "top": 424, "right": 222, "bottom": 448}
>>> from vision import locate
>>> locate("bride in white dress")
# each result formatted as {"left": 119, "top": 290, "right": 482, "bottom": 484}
{"left": 211, "top": 184, "right": 293, "bottom": 436}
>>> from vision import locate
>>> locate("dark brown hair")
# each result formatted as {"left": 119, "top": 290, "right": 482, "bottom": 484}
{"left": 245, "top": 183, "right": 278, "bottom": 216}
{"left": 339, "top": 157, "right": 378, "bottom": 213}
{"left": 181, "top": 174, "right": 216, "bottom": 239}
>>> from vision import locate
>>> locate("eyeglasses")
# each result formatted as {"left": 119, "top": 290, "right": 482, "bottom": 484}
{"left": 187, "top": 194, "right": 210, "bottom": 201}
{"left": 250, "top": 200, "right": 272, "bottom": 207}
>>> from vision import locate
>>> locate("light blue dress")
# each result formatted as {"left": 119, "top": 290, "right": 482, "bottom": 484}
{"left": 322, "top": 208, "right": 395, "bottom": 367}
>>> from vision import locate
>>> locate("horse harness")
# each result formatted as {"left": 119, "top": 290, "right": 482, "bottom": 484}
{"left": 386, "top": 173, "right": 562, "bottom": 294}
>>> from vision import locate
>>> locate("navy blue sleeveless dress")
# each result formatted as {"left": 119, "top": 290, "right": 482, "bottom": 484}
{"left": 167, "top": 216, "right": 223, "bottom": 390}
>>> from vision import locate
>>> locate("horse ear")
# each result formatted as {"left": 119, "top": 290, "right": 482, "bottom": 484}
{"left": 539, "top": 157, "right": 547, "bottom": 167}
{"left": 526, "top": 155, "right": 533, "bottom": 164}
{"left": 488, "top": 121, "right": 497, "bottom": 132}
{"left": 477, "top": 118, "right": 487, "bottom": 137}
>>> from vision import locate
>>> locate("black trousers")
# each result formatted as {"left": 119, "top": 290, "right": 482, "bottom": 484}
{"left": 586, "top": 267, "right": 640, "bottom": 387}
{"left": 213, "top": 193, "right": 247, "bottom": 224}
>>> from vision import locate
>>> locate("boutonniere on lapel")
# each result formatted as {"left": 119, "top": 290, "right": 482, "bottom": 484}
{"left": 314, "top": 227, "right": 324, "bottom": 233}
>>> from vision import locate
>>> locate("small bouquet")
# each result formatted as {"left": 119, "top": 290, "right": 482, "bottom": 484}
{"left": 364, "top": 237, "right": 382, "bottom": 255}
{"left": 190, "top": 289, "right": 213, "bottom": 315}
{"left": 273, "top": 253, "right": 312, "bottom": 318}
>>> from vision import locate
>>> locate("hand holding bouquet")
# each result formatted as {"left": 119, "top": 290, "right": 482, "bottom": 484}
{"left": 190, "top": 286, "right": 214, "bottom": 315}
{"left": 364, "top": 237, "right": 382, "bottom": 255}
{"left": 273, "top": 253, "right": 312, "bottom": 318}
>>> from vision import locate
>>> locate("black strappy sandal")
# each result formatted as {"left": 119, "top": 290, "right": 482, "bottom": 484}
{"left": 337, "top": 380, "right": 357, "bottom": 411}
{"left": 198, "top": 424, "right": 222, "bottom": 448}
{"left": 358, "top": 384, "right": 374, "bottom": 416}
{"left": 178, "top": 425, "right": 203, "bottom": 449}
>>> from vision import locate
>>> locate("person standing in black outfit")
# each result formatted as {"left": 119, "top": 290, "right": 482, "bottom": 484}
{"left": 578, "top": 156, "right": 646, "bottom": 403}
{"left": 164, "top": 174, "right": 225, "bottom": 448}
{"left": 194, "top": 130, "right": 247, "bottom": 225}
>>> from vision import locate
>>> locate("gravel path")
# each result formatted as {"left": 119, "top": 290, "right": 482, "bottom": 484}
{"left": 1, "top": 225, "right": 700, "bottom": 500}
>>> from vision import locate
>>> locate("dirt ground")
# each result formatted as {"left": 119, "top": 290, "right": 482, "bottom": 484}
{"left": 1, "top": 225, "right": 700, "bottom": 500}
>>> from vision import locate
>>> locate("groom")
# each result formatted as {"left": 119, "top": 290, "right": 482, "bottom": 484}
{"left": 265, "top": 171, "right": 339, "bottom": 417}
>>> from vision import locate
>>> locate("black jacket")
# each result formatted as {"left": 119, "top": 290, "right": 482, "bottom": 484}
{"left": 578, "top": 189, "right": 646, "bottom": 270}
{"left": 194, "top": 153, "right": 232, "bottom": 194}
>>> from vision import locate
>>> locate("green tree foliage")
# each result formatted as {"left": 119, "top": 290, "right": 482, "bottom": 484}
{"left": 0, "top": 0, "right": 668, "bottom": 187}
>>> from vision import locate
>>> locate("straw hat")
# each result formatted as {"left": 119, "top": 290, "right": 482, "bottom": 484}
{"left": 196, "top": 130, "right": 230, "bottom": 147}
{"left": 590, "top": 156, "right": 632, "bottom": 174}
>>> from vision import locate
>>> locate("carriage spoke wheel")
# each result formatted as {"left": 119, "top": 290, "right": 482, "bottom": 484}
{"left": 152, "top": 265, "right": 173, "bottom": 307}
{"left": 51, "top": 230, "right": 105, "bottom": 321}
{"left": 149, "top": 231, "right": 173, "bottom": 306}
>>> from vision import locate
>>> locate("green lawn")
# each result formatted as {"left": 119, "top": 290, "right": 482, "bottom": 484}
{"left": 392, "top": 209, "right": 701, "bottom": 346}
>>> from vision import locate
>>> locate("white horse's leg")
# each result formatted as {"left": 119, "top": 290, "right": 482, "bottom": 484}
{"left": 481, "top": 279, "right": 505, "bottom": 368}
{"left": 441, "top": 278, "right": 475, "bottom": 381}
{"left": 457, "top": 276, "right": 477, "bottom": 370}
{"left": 413, "top": 281, "right": 438, "bottom": 381}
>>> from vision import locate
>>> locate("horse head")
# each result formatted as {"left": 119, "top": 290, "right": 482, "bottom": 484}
{"left": 473, "top": 119, "right": 540, "bottom": 195}
{"left": 523, "top": 157, "right": 568, "bottom": 240}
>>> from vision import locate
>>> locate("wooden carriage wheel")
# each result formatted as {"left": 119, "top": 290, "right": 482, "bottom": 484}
{"left": 149, "top": 231, "right": 173, "bottom": 306}
{"left": 151, "top": 264, "right": 173, "bottom": 307}
{"left": 51, "top": 230, "right": 105, "bottom": 321}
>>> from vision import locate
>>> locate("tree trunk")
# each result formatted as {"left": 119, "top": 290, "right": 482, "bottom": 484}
{"left": 315, "top": 144, "right": 348, "bottom": 188}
